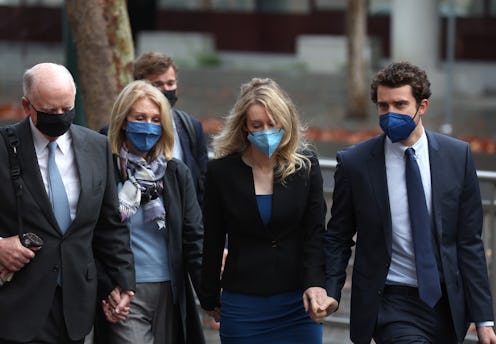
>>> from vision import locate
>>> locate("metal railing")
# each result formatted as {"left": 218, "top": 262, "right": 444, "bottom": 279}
{"left": 319, "top": 158, "right": 496, "bottom": 343}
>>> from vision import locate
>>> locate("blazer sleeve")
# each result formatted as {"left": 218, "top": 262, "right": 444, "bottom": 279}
{"left": 456, "top": 144, "right": 494, "bottom": 322}
{"left": 200, "top": 161, "right": 226, "bottom": 310}
{"left": 302, "top": 154, "right": 327, "bottom": 289}
{"left": 92, "top": 142, "right": 135, "bottom": 293}
{"left": 324, "top": 150, "right": 356, "bottom": 302}
{"left": 176, "top": 161, "right": 205, "bottom": 301}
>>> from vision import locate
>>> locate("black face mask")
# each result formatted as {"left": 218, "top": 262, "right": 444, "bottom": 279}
{"left": 162, "top": 89, "right": 178, "bottom": 108}
{"left": 35, "top": 108, "right": 75, "bottom": 137}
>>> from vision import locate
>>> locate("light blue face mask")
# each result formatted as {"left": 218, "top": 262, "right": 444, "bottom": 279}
{"left": 126, "top": 121, "right": 162, "bottom": 153}
{"left": 247, "top": 128, "right": 285, "bottom": 157}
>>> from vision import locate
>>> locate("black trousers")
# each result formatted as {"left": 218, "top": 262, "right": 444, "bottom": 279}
{"left": 373, "top": 285, "right": 459, "bottom": 344}
{"left": 0, "top": 287, "right": 85, "bottom": 344}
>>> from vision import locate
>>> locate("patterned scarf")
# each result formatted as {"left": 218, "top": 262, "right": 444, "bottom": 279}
{"left": 118, "top": 146, "right": 167, "bottom": 230}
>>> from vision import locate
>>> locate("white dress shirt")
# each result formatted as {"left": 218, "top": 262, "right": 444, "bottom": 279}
{"left": 385, "top": 129, "right": 431, "bottom": 287}
{"left": 171, "top": 120, "right": 184, "bottom": 161}
{"left": 30, "top": 118, "right": 80, "bottom": 221}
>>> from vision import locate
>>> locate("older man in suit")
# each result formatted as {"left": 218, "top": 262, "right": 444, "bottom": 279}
{"left": 0, "top": 63, "right": 135, "bottom": 343}
{"left": 319, "top": 62, "right": 496, "bottom": 343}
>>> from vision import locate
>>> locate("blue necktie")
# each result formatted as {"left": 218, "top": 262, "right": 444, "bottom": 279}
{"left": 405, "top": 147, "right": 441, "bottom": 308}
{"left": 48, "top": 141, "right": 71, "bottom": 234}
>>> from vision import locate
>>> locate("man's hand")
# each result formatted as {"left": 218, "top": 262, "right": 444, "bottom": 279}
{"left": 0, "top": 235, "right": 36, "bottom": 271}
{"left": 303, "top": 287, "right": 338, "bottom": 323}
{"left": 103, "top": 287, "right": 134, "bottom": 323}
{"left": 476, "top": 325, "right": 496, "bottom": 344}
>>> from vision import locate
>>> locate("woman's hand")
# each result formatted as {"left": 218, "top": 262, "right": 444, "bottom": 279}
{"left": 207, "top": 307, "right": 221, "bottom": 322}
{"left": 303, "top": 287, "right": 339, "bottom": 323}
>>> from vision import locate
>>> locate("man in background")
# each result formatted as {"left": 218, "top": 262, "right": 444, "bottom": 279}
{"left": 133, "top": 51, "right": 208, "bottom": 207}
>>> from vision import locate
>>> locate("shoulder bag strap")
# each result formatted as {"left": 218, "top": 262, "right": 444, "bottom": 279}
{"left": 0, "top": 126, "right": 24, "bottom": 238}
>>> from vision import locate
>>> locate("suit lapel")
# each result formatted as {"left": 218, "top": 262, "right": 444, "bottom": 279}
{"left": 366, "top": 135, "right": 393, "bottom": 256}
{"left": 426, "top": 131, "right": 443, "bottom": 241}
{"left": 70, "top": 126, "right": 93, "bottom": 232}
{"left": 16, "top": 118, "right": 60, "bottom": 231}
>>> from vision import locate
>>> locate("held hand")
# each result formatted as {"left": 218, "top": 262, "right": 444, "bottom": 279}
{"left": 303, "top": 287, "right": 338, "bottom": 323}
{"left": 102, "top": 299, "right": 119, "bottom": 323}
{"left": 0, "top": 235, "right": 35, "bottom": 271}
{"left": 476, "top": 326, "right": 496, "bottom": 344}
{"left": 115, "top": 289, "right": 134, "bottom": 314}
{"left": 207, "top": 307, "right": 221, "bottom": 322}
{"left": 107, "top": 287, "right": 122, "bottom": 309}
{"left": 303, "top": 287, "right": 327, "bottom": 312}
{"left": 104, "top": 287, "right": 134, "bottom": 322}
{"left": 313, "top": 296, "right": 339, "bottom": 323}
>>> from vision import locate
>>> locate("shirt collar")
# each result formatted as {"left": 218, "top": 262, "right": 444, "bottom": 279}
{"left": 384, "top": 128, "right": 427, "bottom": 159}
{"left": 29, "top": 117, "right": 72, "bottom": 155}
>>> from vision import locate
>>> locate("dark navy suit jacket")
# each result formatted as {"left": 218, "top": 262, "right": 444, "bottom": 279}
{"left": 172, "top": 109, "right": 208, "bottom": 208}
{"left": 325, "top": 131, "right": 494, "bottom": 343}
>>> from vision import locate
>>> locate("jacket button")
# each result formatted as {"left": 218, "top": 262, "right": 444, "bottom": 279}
{"left": 52, "top": 265, "right": 59, "bottom": 272}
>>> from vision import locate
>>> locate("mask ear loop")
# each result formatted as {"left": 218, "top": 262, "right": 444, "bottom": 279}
{"left": 411, "top": 104, "right": 421, "bottom": 123}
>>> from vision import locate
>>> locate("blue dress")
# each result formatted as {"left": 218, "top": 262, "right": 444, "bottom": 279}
{"left": 218, "top": 195, "right": 322, "bottom": 343}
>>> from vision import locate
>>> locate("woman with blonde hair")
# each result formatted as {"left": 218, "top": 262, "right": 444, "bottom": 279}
{"left": 200, "top": 77, "right": 327, "bottom": 343}
{"left": 96, "top": 80, "right": 205, "bottom": 344}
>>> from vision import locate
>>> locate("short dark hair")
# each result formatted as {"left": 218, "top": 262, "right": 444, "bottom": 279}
{"left": 370, "top": 61, "right": 431, "bottom": 105}
{"left": 133, "top": 52, "right": 177, "bottom": 80}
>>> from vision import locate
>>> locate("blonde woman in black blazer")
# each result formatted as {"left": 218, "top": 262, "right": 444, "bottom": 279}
{"left": 200, "top": 78, "right": 328, "bottom": 343}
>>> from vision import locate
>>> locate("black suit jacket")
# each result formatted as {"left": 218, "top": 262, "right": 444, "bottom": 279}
{"left": 157, "top": 158, "right": 205, "bottom": 343}
{"left": 0, "top": 117, "right": 135, "bottom": 342}
{"left": 325, "top": 131, "right": 494, "bottom": 343}
{"left": 200, "top": 152, "right": 326, "bottom": 310}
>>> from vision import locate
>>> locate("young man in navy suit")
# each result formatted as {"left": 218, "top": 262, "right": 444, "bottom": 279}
{"left": 318, "top": 62, "right": 496, "bottom": 343}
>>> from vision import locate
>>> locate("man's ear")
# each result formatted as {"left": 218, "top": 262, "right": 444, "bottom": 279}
{"left": 21, "top": 97, "right": 31, "bottom": 115}
{"left": 418, "top": 99, "right": 429, "bottom": 116}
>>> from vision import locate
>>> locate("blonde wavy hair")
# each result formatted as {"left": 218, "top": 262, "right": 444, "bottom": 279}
{"left": 108, "top": 80, "right": 174, "bottom": 161}
{"left": 213, "top": 77, "right": 310, "bottom": 181}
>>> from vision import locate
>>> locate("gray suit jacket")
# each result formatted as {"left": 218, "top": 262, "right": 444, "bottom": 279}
{"left": 0, "top": 117, "right": 135, "bottom": 342}
{"left": 325, "top": 131, "right": 493, "bottom": 343}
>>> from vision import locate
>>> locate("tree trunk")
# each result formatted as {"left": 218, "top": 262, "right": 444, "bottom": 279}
{"left": 66, "top": 0, "right": 134, "bottom": 130}
{"left": 346, "top": 0, "right": 368, "bottom": 119}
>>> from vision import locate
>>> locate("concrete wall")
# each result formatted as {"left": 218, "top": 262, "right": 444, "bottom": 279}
{"left": 296, "top": 34, "right": 381, "bottom": 73}
{"left": 136, "top": 31, "right": 216, "bottom": 68}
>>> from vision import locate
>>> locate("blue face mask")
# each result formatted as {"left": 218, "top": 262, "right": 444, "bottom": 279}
{"left": 125, "top": 121, "right": 162, "bottom": 153}
{"left": 379, "top": 111, "right": 418, "bottom": 143}
{"left": 247, "top": 128, "right": 285, "bottom": 158}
